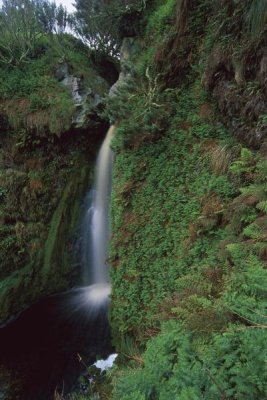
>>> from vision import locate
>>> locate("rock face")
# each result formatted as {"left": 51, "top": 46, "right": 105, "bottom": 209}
{"left": 0, "top": 54, "right": 111, "bottom": 324}
{"left": 202, "top": 45, "right": 267, "bottom": 149}
{"left": 56, "top": 63, "right": 109, "bottom": 129}
{"left": 109, "top": 37, "right": 139, "bottom": 97}
{"left": 0, "top": 134, "right": 97, "bottom": 324}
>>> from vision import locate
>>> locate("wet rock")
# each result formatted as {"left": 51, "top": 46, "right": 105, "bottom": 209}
{"left": 54, "top": 62, "right": 69, "bottom": 81}
{"left": 55, "top": 63, "right": 109, "bottom": 129}
{"left": 258, "top": 54, "right": 267, "bottom": 84}
{"left": 202, "top": 44, "right": 233, "bottom": 90}
{"left": 109, "top": 37, "right": 139, "bottom": 97}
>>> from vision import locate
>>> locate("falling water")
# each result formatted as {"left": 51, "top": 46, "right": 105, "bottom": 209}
{"left": 57, "top": 125, "right": 115, "bottom": 316}
{"left": 79, "top": 125, "right": 115, "bottom": 308}
{"left": 0, "top": 127, "right": 116, "bottom": 399}
{"left": 90, "top": 125, "right": 114, "bottom": 284}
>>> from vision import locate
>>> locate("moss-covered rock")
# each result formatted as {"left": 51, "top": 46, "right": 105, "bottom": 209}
{"left": 0, "top": 137, "right": 95, "bottom": 323}
{"left": 0, "top": 35, "right": 112, "bottom": 323}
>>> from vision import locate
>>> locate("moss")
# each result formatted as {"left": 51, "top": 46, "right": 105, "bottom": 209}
{"left": 43, "top": 163, "right": 91, "bottom": 285}
{"left": 0, "top": 266, "right": 33, "bottom": 322}
{"left": 0, "top": 116, "right": 104, "bottom": 323}
{"left": 0, "top": 34, "right": 109, "bottom": 139}
{"left": 0, "top": 29, "right": 110, "bottom": 322}
{"left": 0, "top": 158, "right": 92, "bottom": 323}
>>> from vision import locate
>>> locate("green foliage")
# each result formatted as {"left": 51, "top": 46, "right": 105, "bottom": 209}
{"left": 74, "top": 0, "right": 147, "bottom": 56}
{"left": 0, "top": 61, "right": 49, "bottom": 99}
{"left": 0, "top": 33, "right": 102, "bottom": 138}
{"left": 113, "top": 321, "right": 267, "bottom": 400}
{"left": 107, "top": 1, "right": 267, "bottom": 398}
{"left": 146, "top": 0, "right": 177, "bottom": 35}
{"left": 0, "top": 0, "right": 72, "bottom": 66}
{"left": 48, "top": 90, "right": 74, "bottom": 136}
{"left": 240, "top": 183, "right": 267, "bottom": 205}
{"left": 230, "top": 147, "right": 258, "bottom": 176}
{"left": 0, "top": 0, "right": 41, "bottom": 66}
{"left": 109, "top": 72, "right": 238, "bottom": 340}
{"left": 246, "top": 0, "right": 267, "bottom": 37}
{"left": 203, "top": 327, "right": 267, "bottom": 399}
{"left": 0, "top": 113, "right": 95, "bottom": 321}
{"left": 223, "top": 254, "right": 267, "bottom": 325}
{"left": 243, "top": 222, "right": 262, "bottom": 239}
{"left": 0, "top": 34, "right": 91, "bottom": 99}
{"left": 37, "top": 0, "right": 71, "bottom": 34}
{"left": 256, "top": 200, "right": 267, "bottom": 213}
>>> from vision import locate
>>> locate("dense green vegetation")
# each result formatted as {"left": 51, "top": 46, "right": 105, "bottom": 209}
{"left": 60, "top": 1, "right": 266, "bottom": 398}
{"left": 0, "top": 33, "right": 107, "bottom": 136}
{"left": 0, "top": 0, "right": 71, "bottom": 66}
{"left": 52, "top": 0, "right": 267, "bottom": 398}
{"left": 105, "top": 0, "right": 267, "bottom": 399}
{"left": 0, "top": 1, "right": 111, "bottom": 323}
{"left": 0, "top": 0, "right": 266, "bottom": 398}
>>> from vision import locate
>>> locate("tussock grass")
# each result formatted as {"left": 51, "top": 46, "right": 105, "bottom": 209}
{"left": 247, "top": 0, "right": 267, "bottom": 37}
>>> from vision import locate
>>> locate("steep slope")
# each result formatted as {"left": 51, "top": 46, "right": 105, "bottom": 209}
{"left": 106, "top": 0, "right": 267, "bottom": 398}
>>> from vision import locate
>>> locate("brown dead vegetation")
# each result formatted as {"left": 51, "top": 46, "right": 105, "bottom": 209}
{"left": 155, "top": 0, "right": 195, "bottom": 86}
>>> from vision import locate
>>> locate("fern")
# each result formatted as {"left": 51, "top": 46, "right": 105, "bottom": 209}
{"left": 230, "top": 147, "right": 257, "bottom": 175}
{"left": 241, "top": 184, "right": 267, "bottom": 200}
{"left": 113, "top": 322, "right": 267, "bottom": 399}
{"left": 256, "top": 200, "right": 267, "bottom": 214}
{"left": 256, "top": 159, "right": 267, "bottom": 183}
{"left": 243, "top": 223, "right": 262, "bottom": 239}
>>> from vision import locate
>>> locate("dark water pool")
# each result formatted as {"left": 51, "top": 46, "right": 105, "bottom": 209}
{"left": 0, "top": 290, "right": 112, "bottom": 400}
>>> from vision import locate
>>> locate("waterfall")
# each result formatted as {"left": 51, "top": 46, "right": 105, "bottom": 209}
{"left": 79, "top": 126, "right": 115, "bottom": 310}
{"left": 0, "top": 127, "right": 116, "bottom": 399}
{"left": 90, "top": 125, "right": 114, "bottom": 284}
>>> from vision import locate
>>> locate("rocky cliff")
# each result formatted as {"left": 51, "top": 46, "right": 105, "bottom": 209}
{"left": 0, "top": 37, "right": 113, "bottom": 323}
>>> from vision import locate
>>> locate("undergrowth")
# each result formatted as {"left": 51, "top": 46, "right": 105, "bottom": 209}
{"left": 106, "top": 0, "right": 267, "bottom": 398}
{"left": 0, "top": 34, "right": 101, "bottom": 138}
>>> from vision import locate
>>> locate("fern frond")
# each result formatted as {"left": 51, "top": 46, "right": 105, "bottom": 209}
{"left": 256, "top": 200, "right": 267, "bottom": 214}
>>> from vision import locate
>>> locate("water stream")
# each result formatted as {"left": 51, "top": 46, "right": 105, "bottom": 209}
{"left": 81, "top": 125, "right": 114, "bottom": 291}
{"left": 0, "top": 127, "right": 115, "bottom": 399}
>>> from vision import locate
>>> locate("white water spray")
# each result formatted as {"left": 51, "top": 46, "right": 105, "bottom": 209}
{"left": 74, "top": 126, "right": 115, "bottom": 313}
{"left": 90, "top": 126, "right": 114, "bottom": 284}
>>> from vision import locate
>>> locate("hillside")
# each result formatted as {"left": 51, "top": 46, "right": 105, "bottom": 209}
{"left": 105, "top": 1, "right": 267, "bottom": 399}
{"left": 0, "top": 0, "right": 266, "bottom": 399}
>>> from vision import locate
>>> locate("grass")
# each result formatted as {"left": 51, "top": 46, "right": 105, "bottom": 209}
{"left": 247, "top": 0, "right": 267, "bottom": 37}
{"left": 0, "top": 33, "right": 108, "bottom": 138}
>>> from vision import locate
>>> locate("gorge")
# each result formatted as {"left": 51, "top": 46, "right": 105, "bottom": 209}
{"left": 0, "top": 0, "right": 267, "bottom": 399}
